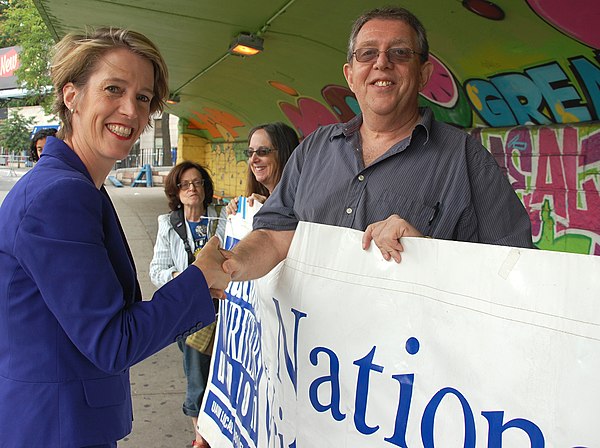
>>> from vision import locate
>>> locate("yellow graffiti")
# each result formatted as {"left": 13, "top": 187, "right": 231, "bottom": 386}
{"left": 466, "top": 83, "right": 482, "bottom": 111}
{"left": 555, "top": 103, "right": 580, "bottom": 123}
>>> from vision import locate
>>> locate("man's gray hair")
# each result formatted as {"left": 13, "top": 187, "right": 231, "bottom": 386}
{"left": 347, "top": 6, "right": 429, "bottom": 63}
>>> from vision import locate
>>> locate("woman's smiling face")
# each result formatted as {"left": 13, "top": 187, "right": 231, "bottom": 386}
{"left": 248, "top": 129, "right": 279, "bottom": 193}
{"left": 64, "top": 47, "right": 154, "bottom": 171}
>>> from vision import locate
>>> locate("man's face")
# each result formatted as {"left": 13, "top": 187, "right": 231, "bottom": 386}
{"left": 343, "top": 19, "right": 432, "bottom": 121}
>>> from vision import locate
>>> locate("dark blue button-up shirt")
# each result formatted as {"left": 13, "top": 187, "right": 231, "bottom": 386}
{"left": 254, "top": 108, "right": 533, "bottom": 248}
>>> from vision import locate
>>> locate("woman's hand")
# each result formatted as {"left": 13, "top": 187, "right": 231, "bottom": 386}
{"left": 192, "top": 236, "right": 230, "bottom": 298}
{"left": 226, "top": 196, "right": 239, "bottom": 216}
{"left": 247, "top": 193, "right": 267, "bottom": 207}
{"left": 226, "top": 194, "right": 267, "bottom": 216}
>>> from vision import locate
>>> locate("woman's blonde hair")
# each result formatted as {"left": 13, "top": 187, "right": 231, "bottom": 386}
{"left": 51, "top": 27, "right": 169, "bottom": 139}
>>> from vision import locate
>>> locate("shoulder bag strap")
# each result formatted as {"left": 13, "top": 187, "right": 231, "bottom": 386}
{"left": 169, "top": 208, "right": 195, "bottom": 265}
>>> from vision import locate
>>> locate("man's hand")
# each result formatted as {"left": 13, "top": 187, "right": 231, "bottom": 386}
{"left": 362, "top": 215, "right": 423, "bottom": 263}
{"left": 219, "top": 229, "right": 294, "bottom": 282}
{"left": 220, "top": 248, "right": 236, "bottom": 277}
{"left": 192, "top": 236, "right": 231, "bottom": 298}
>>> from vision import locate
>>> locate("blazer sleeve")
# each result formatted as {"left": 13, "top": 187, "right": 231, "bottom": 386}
{"left": 15, "top": 178, "right": 216, "bottom": 374}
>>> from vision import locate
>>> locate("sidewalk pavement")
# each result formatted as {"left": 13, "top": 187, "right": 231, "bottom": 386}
{"left": 106, "top": 185, "right": 197, "bottom": 448}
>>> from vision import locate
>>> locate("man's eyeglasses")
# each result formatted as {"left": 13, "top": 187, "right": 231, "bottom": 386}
{"left": 245, "top": 147, "right": 277, "bottom": 158}
{"left": 177, "top": 179, "right": 204, "bottom": 190}
{"left": 352, "top": 47, "right": 423, "bottom": 64}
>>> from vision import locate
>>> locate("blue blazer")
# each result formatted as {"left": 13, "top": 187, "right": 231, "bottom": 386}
{"left": 0, "top": 137, "right": 216, "bottom": 447}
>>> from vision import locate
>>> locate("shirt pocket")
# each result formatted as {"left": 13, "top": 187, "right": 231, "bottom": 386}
{"left": 378, "top": 193, "right": 437, "bottom": 235}
{"left": 82, "top": 375, "right": 127, "bottom": 408}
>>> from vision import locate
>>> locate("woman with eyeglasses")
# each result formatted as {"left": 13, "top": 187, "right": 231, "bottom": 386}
{"left": 150, "top": 160, "right": 224, "bottom": 448}
{"left": 226, "top": 122, "right": 299, "bottom": 215}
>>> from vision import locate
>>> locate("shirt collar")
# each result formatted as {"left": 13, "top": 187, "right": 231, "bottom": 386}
{"left": 336, "top": 107, "right": 433, "bottom": 144}
{"left": 341, "top": 113, "right": 363, "bottom": 138}
{"left": 416, "top": 107, "right": 432, "bottom": 145}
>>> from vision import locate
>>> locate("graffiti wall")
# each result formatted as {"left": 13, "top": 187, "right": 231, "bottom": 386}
{"left": 471, "top": 124, "right": 600, "bottom": 256}
{"left": 465, "top": 54, "right": 600, "bottom": 127}
{"left": 178, "top": 120, "right": 248, "bottom": 198}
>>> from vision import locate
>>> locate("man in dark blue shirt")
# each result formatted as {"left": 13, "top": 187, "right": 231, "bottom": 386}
{"left": 223, "top": 6, "right": 533, "bottom": 280}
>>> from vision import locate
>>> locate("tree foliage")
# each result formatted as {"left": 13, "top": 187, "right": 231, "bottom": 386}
{"left": 2, "top": 0, "right": 54, "bottom": 111}
{"left": 0, "top": 1, "right": 16, "bottom": 48}
{"left": 0, "top": 109, "right": 34, "bottom": 154}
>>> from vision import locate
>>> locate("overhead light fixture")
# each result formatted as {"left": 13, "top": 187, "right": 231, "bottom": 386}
{"left": 228, "top": 33, "right": 264, "bottom": 56}
{"left": 166, "top": 93, "right": 180, "bottom": 104}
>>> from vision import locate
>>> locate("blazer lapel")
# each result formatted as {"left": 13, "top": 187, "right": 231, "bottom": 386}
{"left": 101, "top": 187, "right": 142, "bottom": 305}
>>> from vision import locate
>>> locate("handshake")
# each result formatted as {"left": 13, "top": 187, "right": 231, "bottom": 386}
{"left": 191, "top": 236, "right": 235, "bottom": 299}
{"left": 190, "top": 212, "right": 428, "bottom": 297}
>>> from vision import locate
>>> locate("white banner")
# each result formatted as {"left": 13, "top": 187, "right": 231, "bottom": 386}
{"left": 200, "top": 220, "right": 600, "bottom": 447}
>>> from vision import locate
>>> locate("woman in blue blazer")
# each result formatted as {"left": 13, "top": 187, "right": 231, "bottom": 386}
{"left": 0, "top": 28, "right": 230, "bottom": 447}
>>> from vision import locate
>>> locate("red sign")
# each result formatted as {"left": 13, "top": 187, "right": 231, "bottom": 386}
{"left": 0, "top": 47, "right": 20, "bottom": 78}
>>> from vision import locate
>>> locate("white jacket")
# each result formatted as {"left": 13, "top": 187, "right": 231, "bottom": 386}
{"left": 149, "top": 205, "right": 222, "bottom": 288}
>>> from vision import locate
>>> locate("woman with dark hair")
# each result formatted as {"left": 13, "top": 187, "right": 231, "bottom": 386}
{"left": 227, "top": 122, "right": 299, "bottom": 214}
{"left": 0, "top": 28, "right": 228, "bottom": 447}
{"left": 29, "top": 127, "right": 58, "bottom": 161}
{"left": 150, "top": 161, "right": 224, "bottom": 448}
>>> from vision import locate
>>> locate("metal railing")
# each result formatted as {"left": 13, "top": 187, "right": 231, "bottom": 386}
{"left": 0, "top": 148, "right": 170, "bottom": 170}
{"left": 0, "top": 154, "right": 31, "bottom": 167}
{"left": 114, "top": 147, "right": 169, "bottom": 169}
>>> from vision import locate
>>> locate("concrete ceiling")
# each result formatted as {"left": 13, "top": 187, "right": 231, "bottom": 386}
{"left": 34, "top": 0, "right": 600, "bottom": 142}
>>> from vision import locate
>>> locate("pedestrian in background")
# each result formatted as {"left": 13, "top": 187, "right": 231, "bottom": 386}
{"left": 29, "top": 127, "right": 58, "bottom": 161}
{"left": 226, "top": 122, "right": 299, "bottom": 215}
{"left": 150, "top": 161, "right": 225, "bottom": 448}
